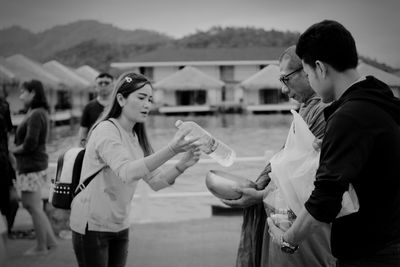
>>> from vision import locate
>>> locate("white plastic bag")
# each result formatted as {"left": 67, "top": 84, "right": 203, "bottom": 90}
{"left": 266, "top": 110, "right": 359, "bottom": 217}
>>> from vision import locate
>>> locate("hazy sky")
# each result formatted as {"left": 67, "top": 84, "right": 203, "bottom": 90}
{"left": 1, "top": 0, "right": 399, "bottom": 67}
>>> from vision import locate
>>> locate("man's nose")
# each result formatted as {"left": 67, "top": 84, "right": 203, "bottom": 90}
{"left": 281, "top": 84, "right": 289, "bottom": 95}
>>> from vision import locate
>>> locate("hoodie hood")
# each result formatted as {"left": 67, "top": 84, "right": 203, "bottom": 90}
{"left": 327, "top": 76, "right": 400, "bottom": 125}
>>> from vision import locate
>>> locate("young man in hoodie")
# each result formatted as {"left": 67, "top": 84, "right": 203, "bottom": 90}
{"left": 268, "top": 20, "right": 400, "bottom": 266}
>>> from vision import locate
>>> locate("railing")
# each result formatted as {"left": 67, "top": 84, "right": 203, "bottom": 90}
{"left": 11, "top": 109, "right": 82, "bottom": 127}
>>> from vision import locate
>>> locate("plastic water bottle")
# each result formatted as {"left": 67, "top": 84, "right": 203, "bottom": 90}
{"left": 175, "top": 120, "right": 236, "bottom": 167}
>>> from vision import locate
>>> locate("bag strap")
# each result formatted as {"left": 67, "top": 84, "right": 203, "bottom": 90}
{"left": 54, "top": 150, "right": 66, "bottom": 183}
{"left": 74, "top": 168, "right": 102, "bottom": 196}
{"left": 73, "top": 119, "right": 122, "bottom": 197}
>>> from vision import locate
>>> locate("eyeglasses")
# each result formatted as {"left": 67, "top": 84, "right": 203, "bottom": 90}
{"left": 97, "top": 81, "right": 110, "bottom": 86}
{"left": 279, "top": 67, "right": 303, "bottom": 86}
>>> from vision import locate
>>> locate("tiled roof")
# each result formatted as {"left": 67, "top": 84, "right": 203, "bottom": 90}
{"left": 129, "top": 47, "right": 286, "bottom": 62}
{"left": 112, "top": 47, "right": 284, "bottom": 68}
{"left": 240, "top": 64, "right": 281, "bottom": 90}
{"left": 6, "top": 54, "right": 61, "bottom": 87}
{"left": 0, "top": 57, "right": 16, "bottom": 81}
{"left": 358, "top": 62, "right": 400, "bottom": 87}
{"left": 43, "top": 60, "right": 91, "bottom": 89}
{"left": 75, "top": 65, "right": 100, "bottom": 83}
{"left": 154, "top": 66, "right": 224, "bottom": 91}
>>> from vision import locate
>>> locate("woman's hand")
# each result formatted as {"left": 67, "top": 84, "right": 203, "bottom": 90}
{"left": 177, "top": 147, "right": 202, "bottom": 170}
{"left": 168, "top": 128, "right": 201, "bottom": 154}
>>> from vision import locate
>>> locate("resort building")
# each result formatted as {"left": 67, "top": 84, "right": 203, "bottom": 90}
{"left": 153, "top": 66, "right": 225, "bottom": 114}
{"left": 357, "top": 61, "right": 400, "bottom": 98}
{"left": 111, "top": 47, "right": 286, "bottom": 112}
{"left": 240, "top": 64, "right": 298, "bottom": 113}
{"left": 0, "top": 54, "right": 98, "bottom": 125}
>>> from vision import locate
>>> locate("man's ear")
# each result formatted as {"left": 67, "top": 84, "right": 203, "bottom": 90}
{"left": 315, "top": 60, "right": 327, "bottom": 79}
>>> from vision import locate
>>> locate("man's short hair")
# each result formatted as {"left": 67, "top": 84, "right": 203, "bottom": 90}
{"left": 279, "top": 45, "right": 303, "bottom": 71}
{"left": 96, "top": 72, "right": 114, "bottom": 80}
{"left": 296, "top": 20, "right": 358, "bottom": 72}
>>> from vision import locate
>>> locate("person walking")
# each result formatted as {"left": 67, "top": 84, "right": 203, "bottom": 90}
{"left": 12, "top": 80, "right": 58, "bottom": 256}
{"left": 78, "top": 72, "right": 114, "bottom": 147}
{"left": 70, "top": 72, "right": 201, "bottom": 267}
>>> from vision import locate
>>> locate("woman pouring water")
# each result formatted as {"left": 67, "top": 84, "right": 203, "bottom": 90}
{"left": 70, "top": 72, "right": 201, "bottom": 267}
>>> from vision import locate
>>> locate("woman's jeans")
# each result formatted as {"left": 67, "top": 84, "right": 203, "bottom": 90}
{"left": 72, "top": 227, "right": 129, "bottom": 267}
{"left": 336, "top": 242, "right": 400, "bottom": 267}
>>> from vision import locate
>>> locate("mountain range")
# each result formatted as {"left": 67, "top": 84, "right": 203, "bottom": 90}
{"left": 0, "top": 20, "right": 396, "bottom": 73}
{"left": 0, "top": 20, "right": 172, "bottom": 61}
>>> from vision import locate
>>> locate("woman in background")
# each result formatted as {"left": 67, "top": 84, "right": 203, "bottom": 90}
{"left": 12, "top": 80, "right": 57, "bottom": 256}
{"left": 70, "top": 72, "right": 201, "bottom": 267}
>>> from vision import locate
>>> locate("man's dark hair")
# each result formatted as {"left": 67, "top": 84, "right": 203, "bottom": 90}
{"left": 96, "top": 72, "right": 114, "bottom": 80}
{"left": 296, "top": 20, "right": 358, "bottom": 72}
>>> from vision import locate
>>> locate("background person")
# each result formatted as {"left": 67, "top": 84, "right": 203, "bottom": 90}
{"left": 268, "top": 20, "right": 400, "bottom": 267}
{"left": 70, "top": 72, "right": 201, "bottom": 267}
{"left": 12, "top": 80, "right": 58, "bottom": 256}
{"left": 224, "top": 46, "right": 332, "bottom": 267}
{"left": 0, "top": 89, "right": 19, "bottom": 238}
{"left": 78, "top": 72, "right": 114, "bottom": 147}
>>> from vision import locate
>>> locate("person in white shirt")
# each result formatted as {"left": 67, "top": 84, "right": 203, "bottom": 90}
{"left": 70, "top": 72, "right": 201, "bottom": 267}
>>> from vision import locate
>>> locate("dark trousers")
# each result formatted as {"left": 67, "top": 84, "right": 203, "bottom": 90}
{"left": 72, "top": 227, "right": 129, "bottom": 267}
{"left": 4, "top": 192, "right": 19, "bottom": 233}
{"left": 0, "top": 157, "right": 18, "bottom": 233}
{"left": 336, "top": 243, "right": 400, "bottom": 267}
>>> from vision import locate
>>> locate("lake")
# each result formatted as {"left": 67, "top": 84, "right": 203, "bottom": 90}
{"left": 48, "top": 113, "right": 292, "bottom": 159}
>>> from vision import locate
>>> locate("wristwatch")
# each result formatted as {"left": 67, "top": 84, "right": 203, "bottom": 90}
{"left": 280, "top": 235, "right": 299, "bottom": 254}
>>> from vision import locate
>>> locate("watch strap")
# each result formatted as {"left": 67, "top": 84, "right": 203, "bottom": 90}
{"left": 280, "top": 236, "right": 299, "bottom": 254}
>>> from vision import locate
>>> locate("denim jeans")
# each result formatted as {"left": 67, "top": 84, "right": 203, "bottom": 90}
{"left": 72, "top": 227, "right": 129, "bottom": 267}
{"left": 336, "top": 242, "right": 400, "bottom": 267}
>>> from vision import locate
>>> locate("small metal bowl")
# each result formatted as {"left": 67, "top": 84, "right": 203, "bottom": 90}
{"left": 205, "top": 170, "right": 256, "bottom": 200}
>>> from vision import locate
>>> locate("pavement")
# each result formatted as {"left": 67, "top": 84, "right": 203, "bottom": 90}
{"left": 4, "top": 204, "right": 243, "bottom": 267}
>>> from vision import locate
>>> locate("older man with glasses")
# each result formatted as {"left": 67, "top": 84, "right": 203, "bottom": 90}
{"left": 223, "top": 45, "right": 334, "bottom": 267}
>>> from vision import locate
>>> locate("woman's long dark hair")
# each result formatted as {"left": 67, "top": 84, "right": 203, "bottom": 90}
{"left": 92, "top": 72, "right": 154, "bottom": 156}
{"left": 22, "top": 80, "right": 50, "bottom": 112}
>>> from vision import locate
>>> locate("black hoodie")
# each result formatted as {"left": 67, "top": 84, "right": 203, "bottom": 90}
{"left": 305, "top": 76, "right": 400, "bottom": 260}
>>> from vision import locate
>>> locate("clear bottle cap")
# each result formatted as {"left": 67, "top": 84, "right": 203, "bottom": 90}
{"left": 175, "top": 120, "right": 183, "bottom": 128}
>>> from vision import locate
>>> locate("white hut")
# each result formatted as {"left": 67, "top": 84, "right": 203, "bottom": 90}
{"left": 0, "top": 55, "right": 63, "bottom": 119}
{"left": 0, "top": 58, "right": 19, "bottom": 116}
{"left": 75, "top": 65, "right": 100, "bottom": 100}
{"left": 357, "top": 62, "right": 400, "bottom": 98}
{"left": 43, "top": 60, "right": 91, "bottom": 116}
{"left": 240, "top": 64, "right": 297, "bottom": 112}
{"left": 7, "top": 54, "right": 61, "bottom": 87}
{"left": 6, "top": 54, "right": 62, "bottom": 116}
{"left": 153, "top": 66, "right": 225, "bottom": 114}
{"left": 75, "top": 65, "right": 99, "bottom": 85}
{"left": 0, "top": 59, "right": 17, "bottom": 84}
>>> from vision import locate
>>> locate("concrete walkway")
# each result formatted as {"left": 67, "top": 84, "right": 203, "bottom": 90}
{"left": 5, "top": 212, "right": 242, "bottom": 267}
